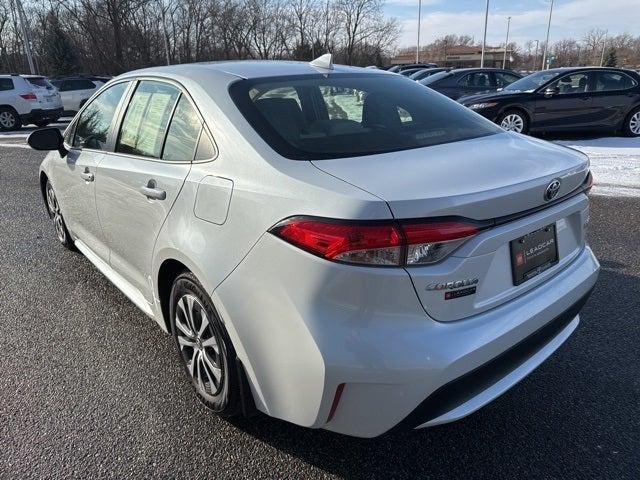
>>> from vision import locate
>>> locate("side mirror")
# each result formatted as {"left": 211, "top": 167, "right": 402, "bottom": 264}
{"left": 27, "top": 127, "right": 68, "bottom": 158}
{"left": 543, "top": 86, "right": 559, "bottom": 98}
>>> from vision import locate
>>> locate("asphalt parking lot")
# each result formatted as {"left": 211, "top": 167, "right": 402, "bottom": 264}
{"left": 0, "top": 144, "right": 639, "bottom": 479}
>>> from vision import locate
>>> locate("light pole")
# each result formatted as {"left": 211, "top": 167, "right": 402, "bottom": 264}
{"left": 532, "top": 39, "right": 539, "bottom": 71}
{"left": 416, "top": 0, "right": 422, "bottom": 63}
{"left": 541, "top": 0, "right": 554, "bottom": 70}
{"left": 502, "top": 16, "right": 511, "bottom": 69}
{"left": 13, "top": 0, "right": 36, "bottom": 74}
{"left": 600, "top": 31, "right": 608, "bottom": 66}
{"left": 480, "top": 0, "right": 489, "bottom": 68}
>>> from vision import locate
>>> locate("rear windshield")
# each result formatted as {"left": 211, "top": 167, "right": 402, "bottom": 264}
{"left": 229, "top": 73, "right": 501, "bottom": 160}
{"left": 26, "top": 77, "right": 55, "bottom": 90}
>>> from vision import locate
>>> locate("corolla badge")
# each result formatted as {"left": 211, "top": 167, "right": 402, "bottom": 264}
{"left": 544, "top": 178, "right": 562, "bottom": 201}
{"left": 425, "top": 278, "right": 479, "bottom": 291}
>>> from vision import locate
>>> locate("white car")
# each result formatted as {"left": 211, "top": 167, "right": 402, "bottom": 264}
{"left": 50, "top": 77, "right": 106, "bottom": 114}
{"left": 28, "top": 56, "right": 599, "bottom": 438}
{"left": 0, "top": 74, "right": 63, "bottom": 130}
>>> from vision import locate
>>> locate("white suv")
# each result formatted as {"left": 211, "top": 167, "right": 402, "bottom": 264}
{"left": 0, "top": 74, "right": 63, "bottom": 130}
{"left": 50, "top": 77, "right": 106, "bottom": 114}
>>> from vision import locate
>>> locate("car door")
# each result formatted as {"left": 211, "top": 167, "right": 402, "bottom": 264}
{"left": 589, "top": 70, "right": 640, "bottom": 127}
{"left": 95, "top": 79, "right": 199, "bottom": 303}
{"left": 51, "top": 80, "right": 130, "bottom": 262}
{"left": 533, "top": 71, "right": 595, "bottom": 129}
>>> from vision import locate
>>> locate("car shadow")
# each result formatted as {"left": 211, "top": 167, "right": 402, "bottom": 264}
{"left": 221, "top": 257, "right": 639, "bottom": 479}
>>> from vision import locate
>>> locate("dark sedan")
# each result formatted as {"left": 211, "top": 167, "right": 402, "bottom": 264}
{"left": 458, "top": 67, "right": 640, "bottom": 136}
{"left": 419, "top": 68, "right": 522, "bottom": 100}
{"left": 409, "top": 67, "right": 450, "bottom": 81}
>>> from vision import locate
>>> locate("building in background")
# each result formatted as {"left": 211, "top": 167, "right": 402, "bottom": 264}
{"left": 392, "top": 45, "right": 513, "bottom": 68}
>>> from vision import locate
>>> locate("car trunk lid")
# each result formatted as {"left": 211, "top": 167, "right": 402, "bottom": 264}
{"left": 312, "top": 131, "right": 590, "bottom": 321}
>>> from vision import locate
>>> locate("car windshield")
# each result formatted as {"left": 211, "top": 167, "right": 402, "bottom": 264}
{"left": 419, "top": 71, "right": 452, "bottom": 85}
{"left": 504, "top": 70, "right": 562, "bottom": 92}
{"left": 230, "top": 73, "right": 501, "bottom": 160}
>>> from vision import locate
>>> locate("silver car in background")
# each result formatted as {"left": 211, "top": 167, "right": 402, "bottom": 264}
{"left": 29, "top": 57, "right": 599, "bottom": 438}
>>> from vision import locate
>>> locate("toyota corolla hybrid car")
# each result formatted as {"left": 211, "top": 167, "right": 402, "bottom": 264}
{"left": 459, "top": 67, "right": 640, "bottom": 135}
{"left": 28, "top": 56, "right": 599, "bottom": 438}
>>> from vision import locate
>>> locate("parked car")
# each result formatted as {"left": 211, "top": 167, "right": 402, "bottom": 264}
{"left": 409, "top": 67, "right": 450, "bottom": 81}
{"left": 420, "top": 68, "right": 523, "bottom": 100}
{"left": 28, "top": 58, "right": 598, "bottom": 438}
{"left": 0, "top": 74, "right": 63, "bottom": 130}
{"left": 50, "top": 76, "right": 107, "bottom": 114}
{"left": 388, "top": 62, "right": 438, "bottom": 73}
{"left": 458, "top": 67, "right": 640, "bottom": 136}
{"left": 398, "top": 67, "right": 425, "bottom": 77}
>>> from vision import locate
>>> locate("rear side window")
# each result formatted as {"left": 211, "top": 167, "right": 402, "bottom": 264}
{"left": 230, "top": 73, "right": 501, "bottom": 160}
{"left": 116, "top": 81, "right": 180, "bottom": 158}
{"left": 162, "top": 96, "right": 203, "bottom": 161}
{"left": 548, "top": 72, "right": 590, "bottom": 94}
{"left": 73, "top": 82, "right": 128, "bottom": 150}
{"left": 65, "top": 79, "right": 96, "bottom": 91}
{"left": 0, "top": 78, "right": 13, "bottom": 91}
{"left": 595, "top": 72, "right": 637, "bottom": 92}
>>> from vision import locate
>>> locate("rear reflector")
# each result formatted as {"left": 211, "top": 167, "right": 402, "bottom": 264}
{"left": 327, "top": 383, "right": 345, "bottom": 423}
{"left": 19, "top": 92, "right": 37, "bottom": 101}
{"left": 270, "top": 216, "right": 480, "bottom": 266}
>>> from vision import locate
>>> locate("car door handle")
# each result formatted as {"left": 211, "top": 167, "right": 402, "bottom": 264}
{"left": 80, "top": 171, "right": 94, "bottom": 182}
{"left": 140, "top": 181, "right": 166, "bottom": 200}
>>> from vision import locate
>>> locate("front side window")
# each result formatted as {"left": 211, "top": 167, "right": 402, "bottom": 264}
{"left": 162, "top": 96, "right": 203, "bottom": 161}
{"left": 548, "top": 73, "right": 590, "bottom": 94}
{"left": 230, "top": 73, "right": 501, "bottom": 160}
{"left": 594, "top": 72, "right": 637, "bottom": 92}
{"left": 116, "top": 81, "right": 180, "bottom": 158}
{"left": 73, "top": 81, "right": 128, "bottom": 150}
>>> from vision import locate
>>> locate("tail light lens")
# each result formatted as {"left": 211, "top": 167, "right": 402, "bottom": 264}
{"left": 19, "top": 92, "right": 37, "bottom": 101}
{"left": 270, "top": 217, "right": 480, "bottom": 267}
{"left": 402, "top": 221, "right": 479, "bottom": 265}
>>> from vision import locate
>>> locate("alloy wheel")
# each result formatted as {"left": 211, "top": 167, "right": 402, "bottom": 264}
{"left": 0, "top": 111, "right": 16, "bottom": 129}
{"left": 175, "top": 294, "right": 224, "bottom": 402}
{"left": 630, "top": 112, "right": 640, "bottom": 135}
{"left": 500, "top": 114, "right": 525, "bottom": 133}
{"left": 46, "top": 183, "right": 67, "bottom": 243}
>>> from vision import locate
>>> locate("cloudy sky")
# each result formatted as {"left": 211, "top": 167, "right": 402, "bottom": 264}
{"left": 384, "top": 0, "right": 640, "bottom": 48}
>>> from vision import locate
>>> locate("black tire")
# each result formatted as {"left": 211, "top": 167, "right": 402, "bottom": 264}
{"left": 170, "top": 271, "right": 241, "bottom": 416}
{"left": 45, "top": 179, "right": 75, "bottom": 250}
{"left": 34, "top": 120, "right": 52, "bottom": 128}
{"left": 497, "top": 109, "right": 529, "bottom": 134}
{"left": 623, "top": 106, "right": 640, "bottom": 137}
{"left": 0, "top": 107, "right": 22, "bottom": 131}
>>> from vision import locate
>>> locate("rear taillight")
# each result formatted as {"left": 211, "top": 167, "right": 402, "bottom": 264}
{"left": 402, "top": 221, "right": 479, "bottom": 265}
{"left": 19, "top": 92, "right": 37, "bottom": 101}
{"left": 270, "top": 217, "right": 480, "bottom": 267}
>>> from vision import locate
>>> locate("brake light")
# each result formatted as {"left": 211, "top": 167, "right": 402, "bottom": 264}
{"left": 271, "top": 218, "right": 403, "bottom": 266}
{"left": 270, "top": 217, "right": 480, "bottom": 266}
{"left": 19, "top": 92, "right": 37, "bottom": 101}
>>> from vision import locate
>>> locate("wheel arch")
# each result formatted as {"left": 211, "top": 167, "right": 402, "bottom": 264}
{"left": 498, "top": 105, "right": 532, "bottom": 123}
{"left": 39, "top": 171, "right": 51, "bottom": 216}
{"left": 156, "top": 258, "right": 191, "bottom": 333}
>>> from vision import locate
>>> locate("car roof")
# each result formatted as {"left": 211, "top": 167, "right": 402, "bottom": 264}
{"left": 122, "top": 60, "right": 381, "bottom": 82}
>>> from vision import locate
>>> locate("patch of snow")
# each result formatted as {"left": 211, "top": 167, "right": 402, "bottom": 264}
{"left": 554, "top": 137, "right": 640, "bottom": 198}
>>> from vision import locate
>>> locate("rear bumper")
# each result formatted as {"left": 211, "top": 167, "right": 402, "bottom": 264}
{"left": 20, "top": 107, "right": 63, "bottom": 125}
{"left": 214, "top": 234, "right": 599, "bottom": 438}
